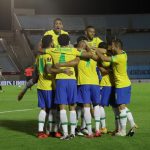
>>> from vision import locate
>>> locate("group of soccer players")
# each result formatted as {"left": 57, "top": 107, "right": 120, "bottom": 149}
{"left": 18, "top": 18, "right": 138, "bottom": 140}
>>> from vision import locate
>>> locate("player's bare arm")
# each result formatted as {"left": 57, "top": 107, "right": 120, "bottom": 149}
{"left": 46, "top": 64, "right": 73, "bottom": 76}
{"left": 96, "top": 49, "right": 111, "bottom": 62}
{"left": 55, "top": 57, "right": 80, "bottom": 68}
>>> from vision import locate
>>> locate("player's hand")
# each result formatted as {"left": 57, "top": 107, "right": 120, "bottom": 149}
{"left": 63, "top": 68, "right": 73, "bottom": 76}
{"left": 54, "top": 63, "right": 61, "bottom": 69}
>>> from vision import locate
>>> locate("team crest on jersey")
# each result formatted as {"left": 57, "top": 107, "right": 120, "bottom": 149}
{"left": 47, "top": 57, "right": 51, "bottom": 62}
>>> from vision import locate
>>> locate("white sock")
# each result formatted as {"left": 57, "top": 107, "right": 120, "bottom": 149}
{"left": 100, "top": 106, "right": 106, "bottom": 128}
{"left": 119, "top": 109, "right": 127, "bottom": 132}
{"left": 38, "top": 110, "right": 46, "bottom": 132}
{"left": 70, "top": 110, "right": 77, "bottom": 135}
{"left": 60, "top": 109, "right": 68, "bottom": 136}
{"left": 84, "top": 107, "right": 92, "bottom": 135}
{"left": 48, "top": 110, "right": 55, "bottom": 132}
{"left": 112, "top": 107, "right": 121, "bottom": 131}
{"left": 125, "top": 107, "right": 135, "bottom": 128}
{"left": 94, "top": 105, "right": 101, "bottom": 132}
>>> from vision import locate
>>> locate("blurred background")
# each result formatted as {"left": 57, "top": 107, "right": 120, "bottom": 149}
{"left": 0, "top": 0, "right": 150, "bottom": 81}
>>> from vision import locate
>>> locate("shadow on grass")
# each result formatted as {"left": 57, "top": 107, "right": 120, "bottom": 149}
{"left": 0, "top": 119, "right": 37, "bottom": 136}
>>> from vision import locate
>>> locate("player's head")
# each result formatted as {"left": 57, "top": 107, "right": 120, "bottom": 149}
{"left": 77, "top": 36, "right": 88, "bottom": 44}
{"left": 41, "top": 35, "right": 53, "bottom": 49}
{"left": 53, "top": 18, "right": 63, "bottom": 33}
{"left": 112, "top": 39, "right": 123, "bottom": 53}
{"left": 98, "top": 42, "right": 108, "bottom": 49}
{"left": 85, "top": 26, "right": 96, "bottom": 40}
{"left": 76, "top": 36, "right": 88, "bottom": 49}
{"left": 58, "top": 34, "right": 70, "bottom": 46}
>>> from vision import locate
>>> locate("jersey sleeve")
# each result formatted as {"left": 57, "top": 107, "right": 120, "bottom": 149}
{"left": 61, "top": 30, "right": 69, "bottom": 35}
{"left": 97, "top": 37, "right": 103, "bottom": 46}
{"left": 102, "top": 61, "right": 111, "bottom": 67}
{"left": 72, "top": 48, "right": 82, "bottom": 56}
{"left": 44, "top": 31, "right": 51, "bottom": 36}
{"left": 44, "top": 54, "right": 52, "bottom": 65}
{"left": 45, "top": 48, "right": 53, "bottom": 55}
{"left": 111, "top": 55, "right": 121, "bottom": 64}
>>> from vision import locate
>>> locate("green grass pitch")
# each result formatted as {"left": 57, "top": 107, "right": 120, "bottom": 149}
{"left": 0, "top": 83, "right": 150, "bottom": 150}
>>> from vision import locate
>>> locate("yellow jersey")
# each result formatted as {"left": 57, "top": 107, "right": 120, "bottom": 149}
{"left": 100, "top": 61, "right": 115, "bottom": 87}
{"left": 36, "top": 54, "right": 53, "bottom": 90}
{"left": 44, "top": 30, "right": 68, "bottom": 48}
{"left": 45, "top": 47, "right": 82, "bottom": 80}
{"left": 78, "top": 58, "right": 99, "bottom": 85}
{"left": 111, "top": 51, "right": 131, "bottom": 88}
{"left": 87, "top": 37, "right": 103, "bottom": 48}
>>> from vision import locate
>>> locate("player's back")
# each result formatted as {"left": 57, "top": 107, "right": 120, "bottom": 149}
{"left": 44, "top": 30, "right": 68, "bottom": 48}
{"left": 46, "top": 47, "right": 81, "bottom": 80}
{"left": 78, "top": 58, "right": 99, "bottom": 85}
{"left": 87, "top": 37, "right": 103, "bottom": 48}
{"left": 36, "top": 54, "right": 53, "bottom": 90}
{"left": 112, "top": 51, "right": 131, "bottom": 88}
{"left": 100, "top": 61, "right": 115, "bottom": 87}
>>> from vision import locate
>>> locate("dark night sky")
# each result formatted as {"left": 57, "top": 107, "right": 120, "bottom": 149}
{"left": 0, "top": 0, "right": 149, "bottom": 30}
{"left": 14, "top": 0, "right": 150, "bottom": 14}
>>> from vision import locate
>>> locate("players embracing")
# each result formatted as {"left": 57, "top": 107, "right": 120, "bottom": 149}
{"left": 18, "top": 18, "right": 137, "bottom": 140}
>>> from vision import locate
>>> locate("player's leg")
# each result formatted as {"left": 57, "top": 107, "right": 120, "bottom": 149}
{"left": 0, "top": 85, "right": 3, "bottom": 91}
{"left": 69, "top": 104, "right": 77, "bottom": 138}
{"left": 116, "top": 104, "right": 127, "bottom": 136}
{"left": 99, "top": 106, "right": 107, "bottom": 133}
{"left": 77, "top": 86, "right": 88, "bottom": 135}
{"left": 55, "top": 79, "right": 69, "bottom": 140}
{"left": 99, "top": 86, "right": 111, "bottom": 134}
{"left": 67, "top": 79, "right": 78, "bottom": 138}
{"left": 79, "top": 85, "right": 93, "bottom": 137}
{"left": 91, "top": 85, "right": 101, "bottom": 137}
{"left": 18, "top": 76, "right": 38, "bottom": 101}
{"left": 110, "top": 87, "right": 121, "bottom": 134}
{"left": 115, "top": 86, "right": 131, "bottom": 136}
{"left": 59, "top": 105, "right": 69, "bottom": 139}
{"left": 52, "top": 107, "right": 62, "bottom": 138}
{"left": 112, "top": 106, "right": 121, "bottom": 133}
{"left": 37, "top": 89, "right": 49, "bottom": 138}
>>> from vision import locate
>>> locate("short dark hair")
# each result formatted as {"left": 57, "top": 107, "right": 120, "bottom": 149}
{"left": 54, "top": 18, "right": 63, "bottom": 24}
{"left": 85, "top": 26, "right": 95, "bottom": 31}
{"left": 76, "top": 36, "right": 88, "bottom": 44}
{"left": 112, "top": 39, "right": 123, "bottom": 49}
{"left": 98, "top": 42, "right": 108, "bottom": 49}
{"left": 41, "top": 35, "right": 53, "bottom": 49}
{"left": 58, "top": 34, "right": 70, "bottom": 46}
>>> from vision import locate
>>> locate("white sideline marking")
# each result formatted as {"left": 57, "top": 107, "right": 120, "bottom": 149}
{"left": 0, "top": 108, "right": 37, "bottom": 114}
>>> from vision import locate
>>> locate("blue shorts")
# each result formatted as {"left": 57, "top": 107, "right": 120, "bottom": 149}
{"left": 115, "top": 86, "right": 131, "bottom": 105}
{"left": 100, "top": 86, "right": 116, "bottom": 107}
{"left": 37, "top": 89, "right": 55, "bottom": 109}
{"left": 55, "top": 79, "right": 77, "bottom": 105}
{"left": 77, "top": 85, "right": 101, "bottom": 105}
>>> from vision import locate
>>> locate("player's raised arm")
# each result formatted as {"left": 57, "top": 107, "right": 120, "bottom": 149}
{"left": 46, "top": 64, "right": 73, "bottom": 76}
{"left": 96, "top": 49, "right": 111, "bottom": 62}
{"left": 99, "top": 66, "right": 111, "bottom": 76}
{"left": 55, "top": 57, "right": 80, "bottom": 68}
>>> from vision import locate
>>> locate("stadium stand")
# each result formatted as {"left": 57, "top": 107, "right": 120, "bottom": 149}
{"left": 1, "top": 12, "right": 150, "bottom": 79}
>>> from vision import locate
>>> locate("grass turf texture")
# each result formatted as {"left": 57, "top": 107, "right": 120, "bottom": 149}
{"left": 0, "top": 83, "right": 150, "bottom": 150}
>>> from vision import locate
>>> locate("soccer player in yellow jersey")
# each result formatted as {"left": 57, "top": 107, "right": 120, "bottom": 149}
{"left": 44, "top": 18, "right": 68, "bottom": 48}
{"left": 42, "top": 34, "right": 93, "bottom": 140}
{"left": 76, "top": 40, "right": 102, "bottom": 138}
{"left": 98, "top": 42, "right": 117, "bottom": 134}
{"left": 85, "top": 26, "right": 103, "bottom": 48}
{"left": 35, "top": 35, "right": 73, "bottom": 139}
{"left": 96, "top": 39, "right": 137, "bottom": 136}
